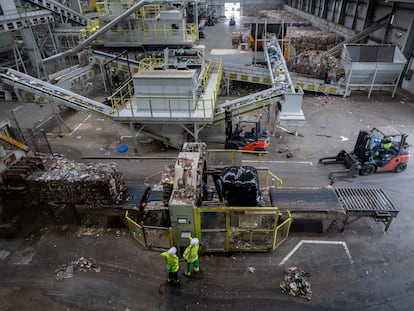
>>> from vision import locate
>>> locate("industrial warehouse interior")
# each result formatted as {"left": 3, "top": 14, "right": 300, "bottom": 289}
{"left": 1, "top": 0, "right": 414, "bottom": 310}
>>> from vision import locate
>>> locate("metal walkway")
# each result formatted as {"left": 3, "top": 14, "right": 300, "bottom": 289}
{"left": 0, "top": 10, "right": 53, "bottom": 32}
{"left": 23, "top": 0, "right": 87, "bottom": 25}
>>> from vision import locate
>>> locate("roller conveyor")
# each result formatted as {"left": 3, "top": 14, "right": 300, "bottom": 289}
{"left": 270, "top": 187, "right": 398, "bottom": 232}
{"left": 334, "top": 187, "right": 398, "bottom": 231}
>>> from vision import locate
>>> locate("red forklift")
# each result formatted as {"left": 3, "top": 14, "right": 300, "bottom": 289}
{"left": 224, "top": 109, "right": 270, "bottom": 151}
{"left": 319, "top": 125, "right": 410, "bottom": 179}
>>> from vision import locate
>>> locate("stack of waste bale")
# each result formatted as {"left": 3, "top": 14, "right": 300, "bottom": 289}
{"left": 286, "top": 27, "right": 344, "bottom": 56}
{"left": 258, "top": 10, "right": 310, "bottom": 23}
{"left": 27, "top": 155, "right": 124, "bottom": 206}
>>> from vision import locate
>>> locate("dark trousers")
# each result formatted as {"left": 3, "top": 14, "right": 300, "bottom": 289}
{"left": 168, "top": 271, "right": 179, "bottom": 283}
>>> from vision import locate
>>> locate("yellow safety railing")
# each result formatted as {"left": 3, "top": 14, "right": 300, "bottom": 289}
{"left": 197, "top": 58, "right": 221, "bottom": 96}
{"left": 131, "top": 97, "right": 215, "bottom": 121}
{"left": 138, "top": 58, "right": 164, "bottom": 71}
{"left": 140, "top": 4, "right": 162, "bottom": 19}
{"left": 125, "top": 210, "right": 146, "bottom": 247}
{"left": 108, "top": 78, "right": 135, "bottom": 114}
{"left": 96, "top": 1, "right": 108, "bottom": 16}
{"left": 103, "top": 56, "right": 218, "bottom": 120}
{"left": 186, "top": 23, "right": 197, "bottom": 41}
{"left": 257, "top": 168, "right": 283, "bottom": 189}
{"left": 274, "top": 212, "right": 291, "bottom": 249}
{"left": 125, "top": 210, "right": 173, "bottom": 250}
{"left": 194, "top": 206, "right": 291, "bottom": 252}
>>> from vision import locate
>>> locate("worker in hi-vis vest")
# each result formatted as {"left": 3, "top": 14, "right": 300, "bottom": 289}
{"left": 183, "top": 237, "right": 200, "bottom": 276}
{"left": 161, "top": 246, "right": 180, "bottom": 284}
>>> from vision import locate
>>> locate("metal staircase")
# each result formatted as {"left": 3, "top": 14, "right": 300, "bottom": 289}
{"left": 23, "top": 0, "right": 87, "bottom": 25}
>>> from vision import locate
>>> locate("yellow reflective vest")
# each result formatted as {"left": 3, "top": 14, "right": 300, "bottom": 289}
{"left": 161, "top": 252, "right": 179, "bottom": 273}
{"left": 183, "top": 239, "right": 199, "bottom": 263}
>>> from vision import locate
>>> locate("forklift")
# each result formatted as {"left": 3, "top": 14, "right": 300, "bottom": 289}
{"left": 224, "top": 109, "right": 270, "bottom": 151}
{"left": 229, "top": 13, "right": 236, "bottom": 26}
{"left": 319, "top": 125, "right": 410, "bottom": 179}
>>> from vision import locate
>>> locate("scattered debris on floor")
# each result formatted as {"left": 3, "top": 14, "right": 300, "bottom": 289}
{"left": 0, "top": 250, "right": 10, "bottom": 260}
{"left": 248, "top": 266, "right": 256, "bottom": 274}
{"left": 280, "top": 266, "right": 312, "bottom": 300}
{"left": 55, "top": 256, "right": 101, "bottom": 281}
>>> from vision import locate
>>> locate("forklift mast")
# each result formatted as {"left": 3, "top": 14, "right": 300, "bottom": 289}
{"left": 352, "top": 130, "right": 372, "bottom": 162}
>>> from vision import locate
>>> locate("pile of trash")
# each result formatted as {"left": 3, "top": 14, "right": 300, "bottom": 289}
{"left": 287, "top": 50, "right": 345, "bottom": 82}
{"left": 280, "top": 266, "right": 312, "bottom": 300}
{"left": 55, "top": 256, "right": 101, "bottom": 281}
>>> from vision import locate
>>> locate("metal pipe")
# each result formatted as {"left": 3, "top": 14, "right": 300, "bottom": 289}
{"left": 40, "top": 129, "right": 53, "bottom": 154}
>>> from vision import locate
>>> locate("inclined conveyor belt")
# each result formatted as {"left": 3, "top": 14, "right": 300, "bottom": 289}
{"left": 0, "top": 68, "right": 112, "bottom": 116}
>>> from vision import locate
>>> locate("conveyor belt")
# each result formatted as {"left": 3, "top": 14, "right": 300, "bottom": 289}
{"left": 269, "top": 187, "right": 398, "bottom": 232}
{"left": 269, "top": 187, "right": 347, "bottom": 233}
{"left": 0, "top": 68, "right": 113, "bottom": 116}
{"left": 269, "top": 187, "right": 343, "bottom": 212}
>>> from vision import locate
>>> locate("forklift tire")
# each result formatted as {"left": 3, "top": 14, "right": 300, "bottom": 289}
{"left": 394, "top": 163, "right": 408, "bottom": 173}
{"left": 361, "top": 164, "right": 376, "bottom": 176}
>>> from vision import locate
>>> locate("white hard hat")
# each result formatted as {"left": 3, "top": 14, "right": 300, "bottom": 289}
{"left": 191, "top": 238, "right": 199, "bottom": 246}
{"left": 167, "top": 246, "right": 177, "bottom": 256}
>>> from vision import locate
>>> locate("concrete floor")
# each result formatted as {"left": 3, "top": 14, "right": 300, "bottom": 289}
{"left": 1, "top": 15, "right": 414, "bottom": 311}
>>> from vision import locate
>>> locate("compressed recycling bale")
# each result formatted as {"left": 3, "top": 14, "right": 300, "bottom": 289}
{"left": 220, "top": 166, "right": 264, "bottom": 207}
{"left": 286, "top": 27, "right": 344, "bottom": 55}
{"left": 27, "top": 155, "right": 124, "bottom": 206}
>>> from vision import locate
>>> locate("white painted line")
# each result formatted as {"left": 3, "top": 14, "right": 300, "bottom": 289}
{"left": 242, "top": 160, "right": 314, "bottom": 166}
{"left": 69, "top": 114, "right": 91, "bottom": 136}
{"left": 279, "top": 239, "right": 353, "bottom": 266}
{"left": 279, "top": 240, "right": 304, "bottom": 266}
